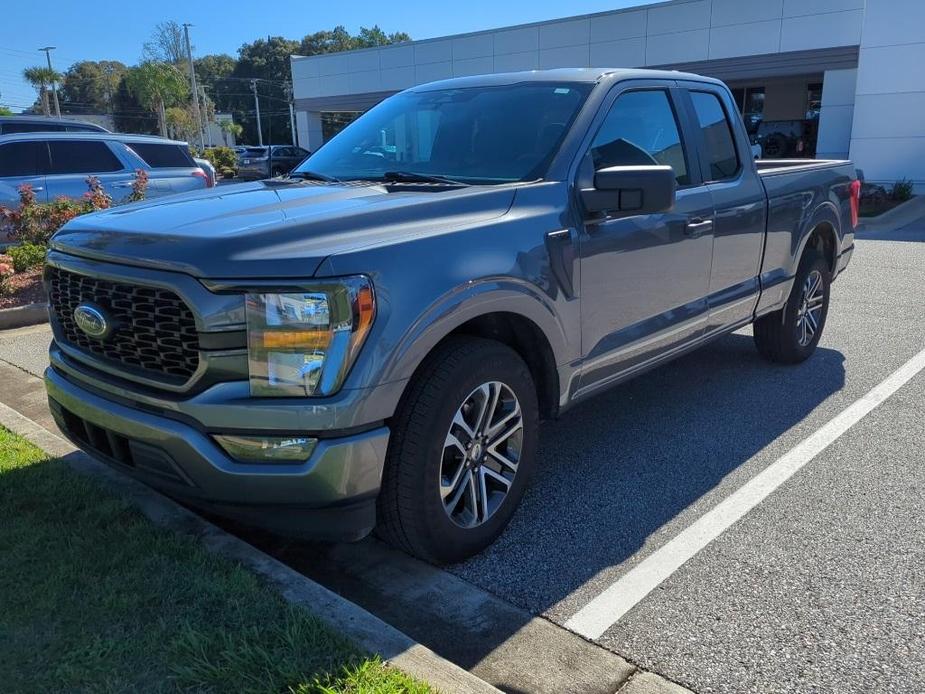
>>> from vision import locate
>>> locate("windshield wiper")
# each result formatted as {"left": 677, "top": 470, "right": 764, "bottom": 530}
{"left": 381, "top": 171, "right": 469, "bottom": 186}
{"left": 285, "top": 170, "right": 342, "bottom": 183}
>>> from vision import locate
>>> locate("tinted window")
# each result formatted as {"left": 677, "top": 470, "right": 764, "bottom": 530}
{"left": 298, "top": 83, "right": 593, "bottom": 184}
{"left": 690, "top": 91, "right": 739, "bottom": 181}
{"left": 66, "top": 124, "right": 105, "bottom": 133}
{"left": 48, "top": 140, "right": 122, "bottom": 174}
{"left": 0, "top": 141, "right": 50, "bottom": 177}
{"left": 590, "top": 90, "right": 689, "bottom": 186}
{"left": 2, "top": 122, "right": 67, "bottom": 134}
{"left": 128, "top": 142, "right": 195, "bottom": 168}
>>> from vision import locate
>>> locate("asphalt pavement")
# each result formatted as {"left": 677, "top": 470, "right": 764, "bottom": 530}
{"left": 1, "top": 221, "right": 923, "bottom": 693}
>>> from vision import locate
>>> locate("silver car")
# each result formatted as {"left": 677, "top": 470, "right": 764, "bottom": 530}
{"left": 0, "top": 132, "right": 211, "bottom": 209}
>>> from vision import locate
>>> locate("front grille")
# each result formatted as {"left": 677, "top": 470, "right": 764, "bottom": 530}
{"left": 47, "top": 267, "right": 200, "bottom": 383}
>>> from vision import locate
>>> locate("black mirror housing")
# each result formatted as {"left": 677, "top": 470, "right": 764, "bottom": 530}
{"left": 581, "top": 165, "right": 677, "bottom": 216}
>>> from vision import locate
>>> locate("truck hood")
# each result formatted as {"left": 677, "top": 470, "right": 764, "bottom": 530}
{"left": 50, "top": 180, "right": 516, "bottom": 278}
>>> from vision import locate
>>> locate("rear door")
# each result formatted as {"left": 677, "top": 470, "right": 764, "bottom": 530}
{"left": 44, "top": 139, "right": 131, "bottom": 201}
{"left": 576, "top": 82, "right": 715, "bottom": 394}
{"left": 0, "top": 140, "right": 50, "bottom": 206}
{"left": 679, "top": 84, "right": 767, "bottom": 333}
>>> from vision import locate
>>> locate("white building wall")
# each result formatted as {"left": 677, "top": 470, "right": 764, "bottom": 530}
{"left": 291, "top": 0, "right": 865, "bottom": 102}
{"left": 849, "top": 0, "right": 925, "bottom": 191}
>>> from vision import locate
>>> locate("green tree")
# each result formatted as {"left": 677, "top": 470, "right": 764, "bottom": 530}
{"left": 23, "top": 66, "right": 62, "bottom": 117}
{"left": 355, "top": 25, "right": 412, "bottom": 48}
{"left": 125, "top": 62, "right": 188, "bottom": 137}
{"left": 0, "top": 107, "right": 12, "bottom": 116}
{"left": 219, "top": 118, "right": 243, "bottom": 146}
{"left": 59, "top": 60, "right": 128, "bottom": 115}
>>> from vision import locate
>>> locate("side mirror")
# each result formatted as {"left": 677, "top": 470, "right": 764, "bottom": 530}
{"left": 580, "top": 165, "right": 676, "bottom": 216}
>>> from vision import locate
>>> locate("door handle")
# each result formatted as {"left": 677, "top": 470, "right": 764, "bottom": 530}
{"left": 685, "top": 218, "right": 714, "bottom": 237}
{"left": 31, "top": 186, "right": 44, "bottom": 192}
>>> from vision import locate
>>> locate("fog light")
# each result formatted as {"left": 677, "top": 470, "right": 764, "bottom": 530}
{"left": 214, "top": 435, "right": 317, "bottom": 463}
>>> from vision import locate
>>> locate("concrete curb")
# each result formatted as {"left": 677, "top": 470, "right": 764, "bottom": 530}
{"left": 0, "top": 400, "right": 500, "bottom": 694}
{"left": 0, "top": 303, "right": 48, "bottom": 330}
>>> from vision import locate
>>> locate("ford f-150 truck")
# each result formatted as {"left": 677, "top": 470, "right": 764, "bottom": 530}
{"left": 44, "top": 68, "right": 858, "bottom": 563}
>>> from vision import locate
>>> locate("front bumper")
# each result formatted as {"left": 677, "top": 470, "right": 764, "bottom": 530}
{"left": 45, "top": 364, "right": 390, "bottom": 541}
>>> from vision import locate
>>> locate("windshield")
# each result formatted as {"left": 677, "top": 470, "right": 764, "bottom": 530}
{"left": 296, "top": 82, "right": 593, "bottom": 184}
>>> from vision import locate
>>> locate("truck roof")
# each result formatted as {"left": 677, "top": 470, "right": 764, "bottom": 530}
{"left": 411, "top": 67, "right": 725, "bottom": 92}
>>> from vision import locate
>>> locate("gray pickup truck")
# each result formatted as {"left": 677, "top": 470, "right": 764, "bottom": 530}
{"left": 44, "top": 68, "right": 858, "bottom": 563}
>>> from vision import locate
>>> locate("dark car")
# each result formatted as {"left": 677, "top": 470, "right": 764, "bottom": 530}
{"left": 236, "top": 145, "right": 311, "bottom": 179}
{"left": 0, "top": 115, "right": 109, "bottom": 135}
{"left": 44, "top": 68, "right": 857, "bottom": 563}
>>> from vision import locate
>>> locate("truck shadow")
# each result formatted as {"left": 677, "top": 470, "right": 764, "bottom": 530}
{"left": 240, "top": 330, "right": 846, "bottom": 686}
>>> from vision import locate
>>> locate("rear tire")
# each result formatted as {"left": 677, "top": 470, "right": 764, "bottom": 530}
{"left": 754, "top": 250, "right": 831, "bottom": 364}
{"left": 376, "top": 336, "right": 539, "bottom": 564}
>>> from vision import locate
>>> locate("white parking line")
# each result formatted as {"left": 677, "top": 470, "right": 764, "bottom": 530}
{"left": 565, "top": 346, "right": 925, "bottom": 640}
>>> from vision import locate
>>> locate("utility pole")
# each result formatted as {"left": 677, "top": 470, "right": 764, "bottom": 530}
{"left": 199, "top": 85, "right": 213, "bottom": 147}
{"left": 182, "top": 23, "right": 205, "bottom": 151}
{"left": 38, "top": 46, "right": 61, "bottom": 118}
{"left": 250, "top": 79, "right": 263, "bottom": 146}
{"left": 285, "top": 82, "right": 298, "bottom": 147}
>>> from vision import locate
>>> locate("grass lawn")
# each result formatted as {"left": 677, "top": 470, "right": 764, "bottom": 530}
{"left": 0, "top": 426, "right": 430, "bottom": 694}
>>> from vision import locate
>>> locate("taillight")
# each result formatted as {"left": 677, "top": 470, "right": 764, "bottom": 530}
{"left": 192, "top": 168, "right": 213, "bottom": 188}
{"left": 849, "top": 179, "right": 861, "bottom": 229}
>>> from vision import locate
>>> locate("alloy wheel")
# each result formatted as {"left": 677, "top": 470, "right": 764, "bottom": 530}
{"left": 440, "top": 381, "right": 524, "bottom": 529}
{"left": 796, "top": 269, "right": 825, "bottom": 347}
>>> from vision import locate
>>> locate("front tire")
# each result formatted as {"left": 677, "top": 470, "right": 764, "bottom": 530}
{"left": 754, "top": 250, "right": 831, "bottom": 363}
{"left": 376, "top": 337, "right": 539, "bottom": 564}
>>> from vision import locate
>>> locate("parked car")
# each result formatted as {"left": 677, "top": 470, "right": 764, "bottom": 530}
{"left": 43, "top": 69, "right": 858, "bottom": 563}
{"left": 0, "top": 115, "right": 109, "bottom": 135}
{"left": 236, "top": 144, "right": 311, "bottom": 179}
{"left": 193, "top": 157, "right": 216, "bottom": 188}
{"left": 0, "top": 132, "right": 211, "bottom": 208}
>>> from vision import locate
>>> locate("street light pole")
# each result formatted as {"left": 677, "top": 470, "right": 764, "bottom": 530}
{"left": 182, "top": 23, "right": 205, "bottom": 151}
{"left": 250, "top": 79, "right": 263, "bottom": 146}
{"left": 38, "top": 46, "right": 61, "bottom": 118}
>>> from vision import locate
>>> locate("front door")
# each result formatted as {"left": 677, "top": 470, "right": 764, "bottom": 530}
{"left": 577, "top": 86, "right": 715, "bottom": 397}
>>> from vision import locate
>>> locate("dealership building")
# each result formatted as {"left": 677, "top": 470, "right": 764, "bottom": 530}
{"left": 291, "top": 0, "right": 925, "bottom": 190}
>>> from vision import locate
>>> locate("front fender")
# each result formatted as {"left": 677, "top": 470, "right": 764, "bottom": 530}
{"left": 376, "top": 277, "right": 572, "bottom": 387}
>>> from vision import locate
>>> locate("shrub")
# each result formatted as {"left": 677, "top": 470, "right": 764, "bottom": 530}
{"left": 8, "top": 243, "right": 46, "bottom": 272}
{"left": 0, "top": 178, "right": 112, "bottom": 246}
{"left": 220, "top": 167, "right": 236, "bottom": 179}
{"left": 201, "top": 146, "right": 237, "bottom": 175}
{"left": 890, "top": 179, "right": 914, "bottom": 202}
{"left": 128, "top": 169, "right": 149, "bottom": 203}
{"left": 0, "top": 255, "right": 12, "bottom": 295}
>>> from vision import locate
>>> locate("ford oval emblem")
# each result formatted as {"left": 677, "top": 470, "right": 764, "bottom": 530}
{"left": 73, "top": 304, "right": 110, "bottom": 339}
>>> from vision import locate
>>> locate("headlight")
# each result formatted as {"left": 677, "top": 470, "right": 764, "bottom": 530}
{"left": 245, "top": 276, "right": 375, "bottom": 397}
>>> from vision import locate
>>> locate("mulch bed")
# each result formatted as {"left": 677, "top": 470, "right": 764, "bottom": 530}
{"left": 0, "top": 269, "right": 45, "bottom": 310}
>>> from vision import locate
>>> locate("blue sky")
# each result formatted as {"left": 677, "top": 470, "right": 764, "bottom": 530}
{"left": 0, "top": 0, "right": 657, "bottom": 113}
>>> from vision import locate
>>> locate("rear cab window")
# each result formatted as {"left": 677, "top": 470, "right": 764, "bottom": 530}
{"left": 689, "top": 91, "right": 740, "bottom": 181}
{"left": 48, "top": 140, "right": 123, "bottom": 174}
{"left": 127, "top": 142, "right": 196, "bottom": 168}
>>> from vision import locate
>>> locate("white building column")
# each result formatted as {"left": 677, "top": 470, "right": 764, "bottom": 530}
{"left": 816, "top": 69, "right": 857, "bottom": 160}
{"left": 849, "top": 0, "right": 925, "bottom": 191}
{"left": 296, "top": 111, "right": 325, "bottom": 153}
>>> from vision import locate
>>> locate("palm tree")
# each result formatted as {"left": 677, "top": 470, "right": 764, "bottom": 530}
{"left": 23, "top": 66, "right": 62, "bottom": 117}
{"left": 219, "top": 118, "right": 243, "bottom": 146}
{"left": 124, "top": 62, "right": 188, "bottom": 137}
